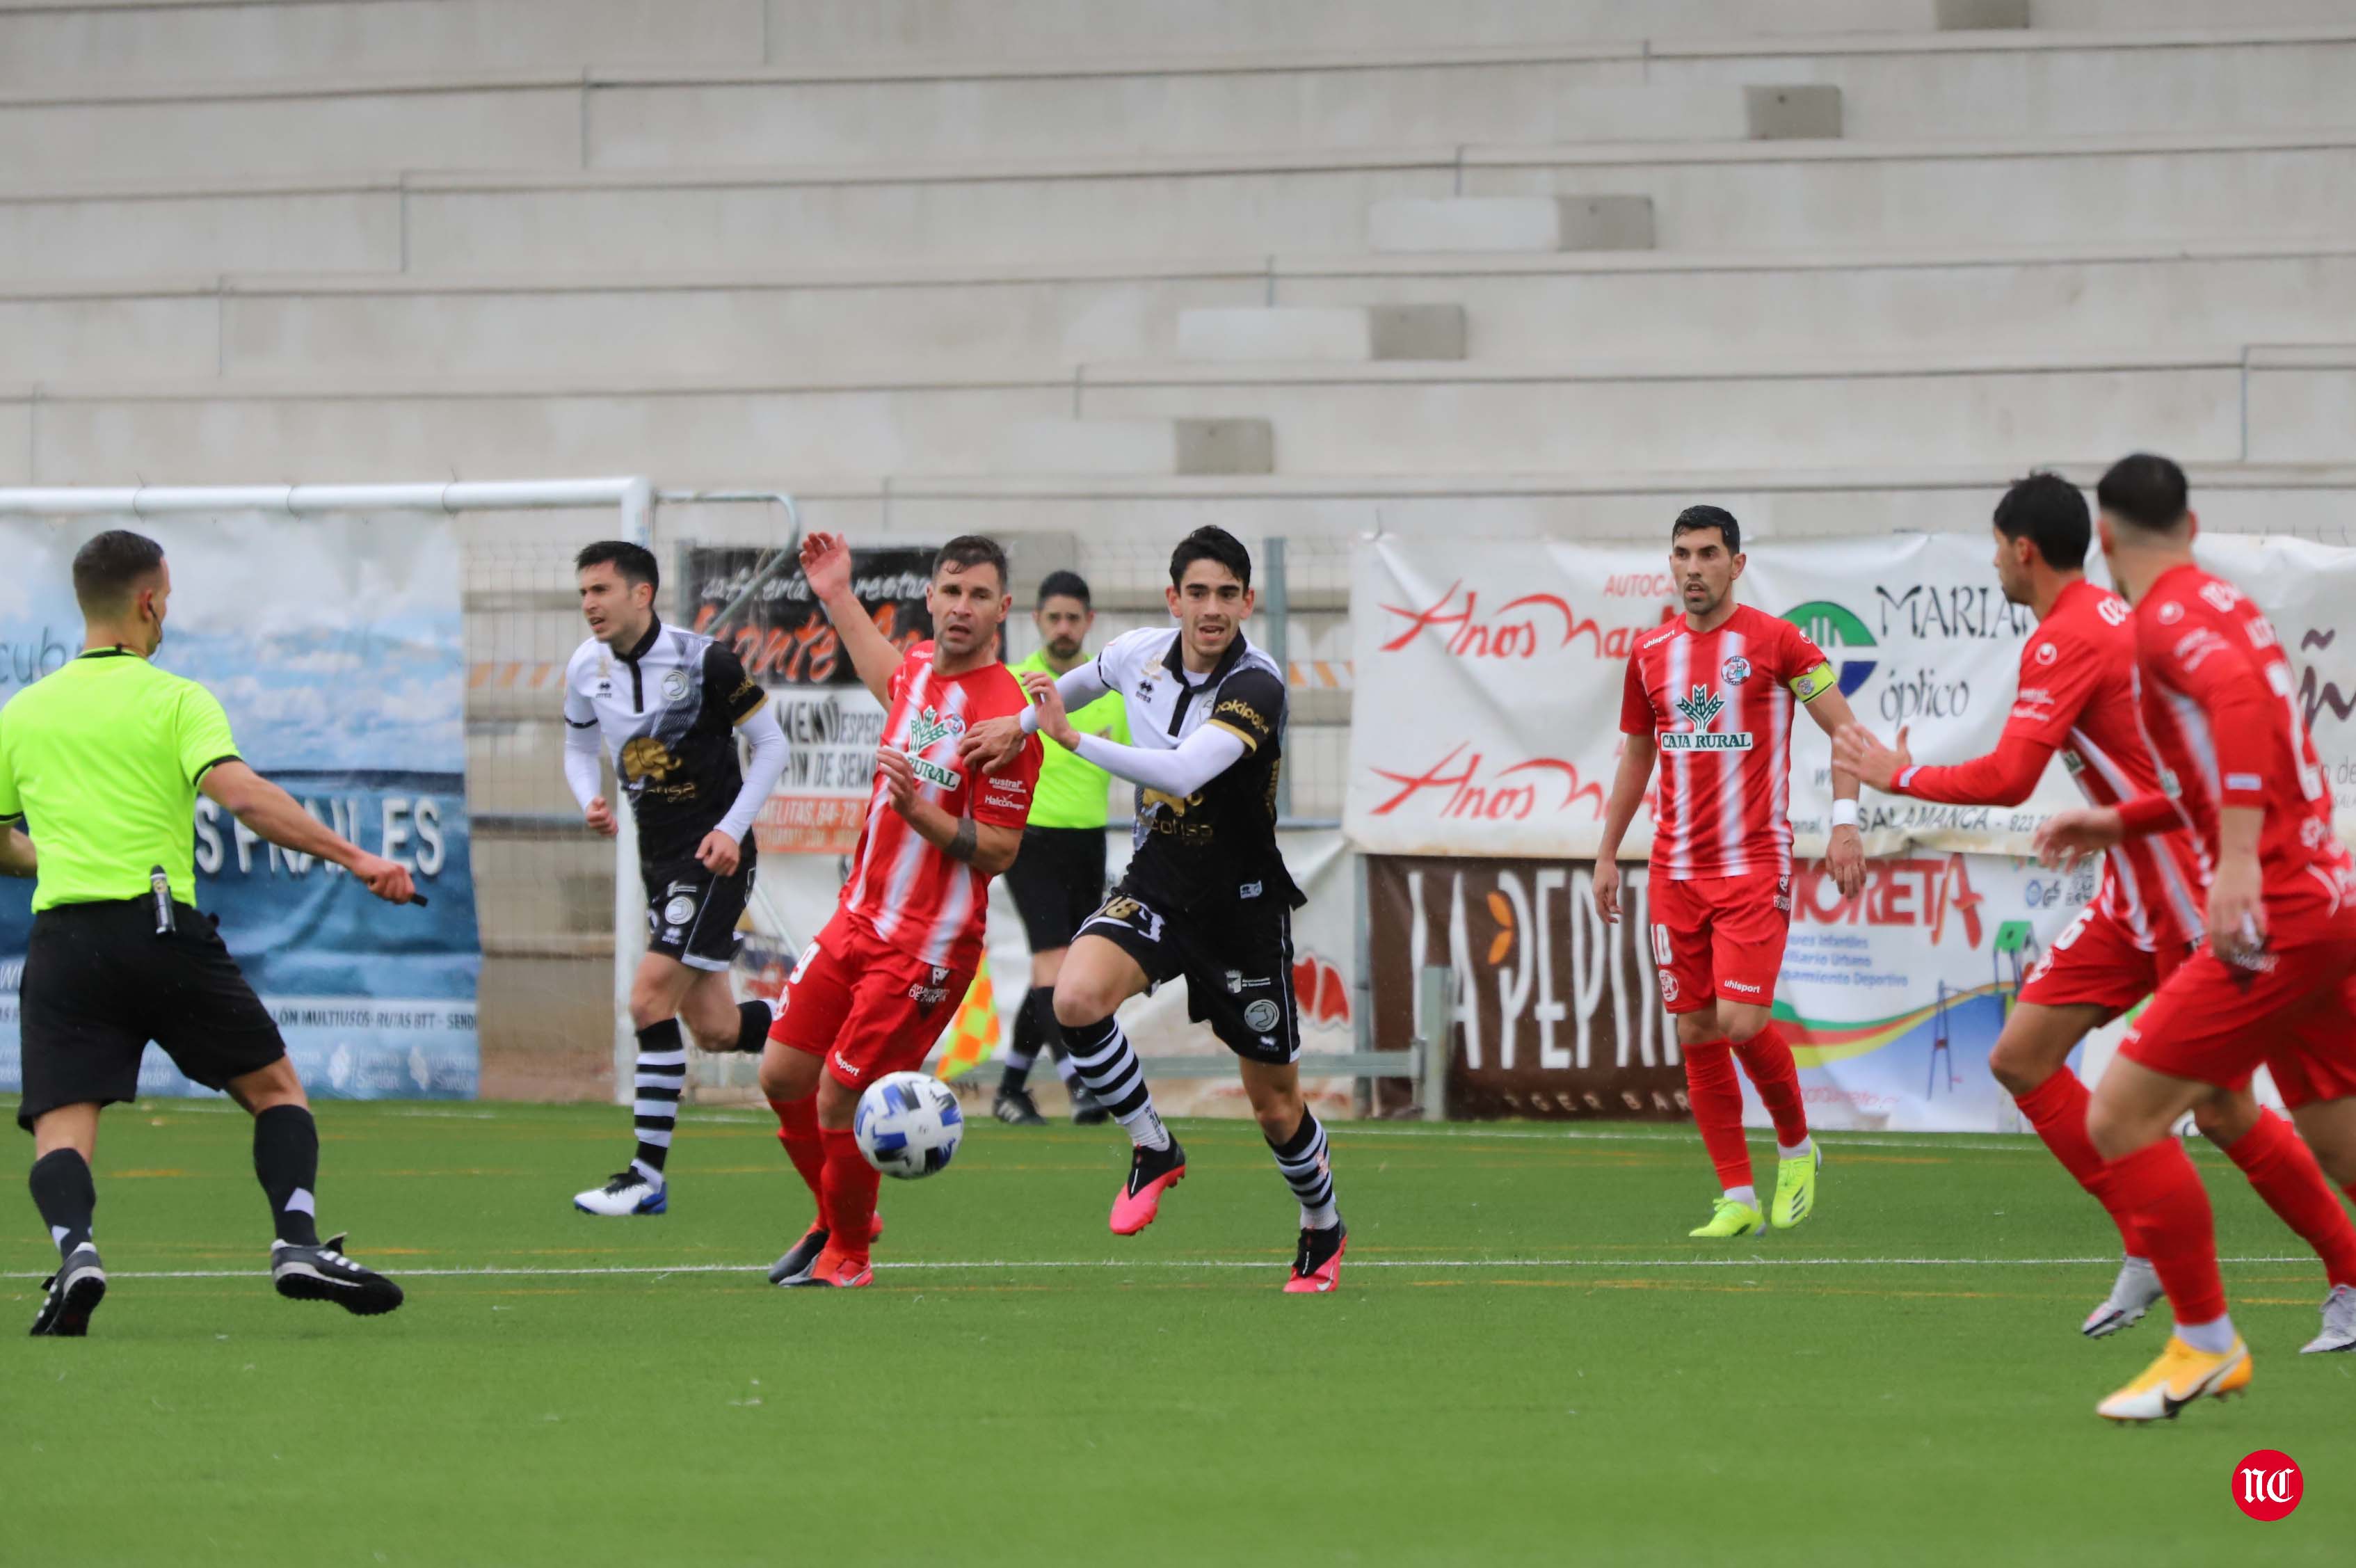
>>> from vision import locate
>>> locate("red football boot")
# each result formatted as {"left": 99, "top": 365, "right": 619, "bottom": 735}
{"left": 1109, "top": 1138, "right": 1187, "bottom": 1235}
{"left": 1283, "top": 1223, "right": 1347, "bottom": 1294}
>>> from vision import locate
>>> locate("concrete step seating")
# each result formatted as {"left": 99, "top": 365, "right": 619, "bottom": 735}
{"left": 13, "top": 24, "right": 2356, "bottom": 182}
{"left": 11, "top": 129, "right": 2355, "bottom": 282}
{"left": 8, "top": 346, "right": 2343, "bottom": 487}
{"left": 10, "top": 239, "right": 2356, "bottom": 381}
{"left": 756, "top": 463, "right": 2356, "bottom": 546}
{"left": 12, "top": 0, "right": 2355, "bottom": 83}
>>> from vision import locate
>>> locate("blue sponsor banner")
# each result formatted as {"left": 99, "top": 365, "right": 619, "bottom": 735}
{"left": 0, "top": 513, "right": 480, "bottom": 1101}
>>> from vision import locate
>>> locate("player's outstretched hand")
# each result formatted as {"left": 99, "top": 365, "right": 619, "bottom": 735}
{"left": 956, "top": 714, "right": 1027, "bottom": 776}
{"left": 1828, "top": 823, "right": 1866, "bottom": 898}
{"left": 878, "top": 746, "right": 920, "bottom": 815}
{"left": 1591, "top": 859, "right": 1622, "bottom": 924}
{"left": 1018, "top": 669, "right": 1077, "bottom": 746}
{"left": 2032, "top": 806, "right": 2123, "bottom": 871}
{"left": 1834, "top": 723, "right": 1910, "bottom": 792}
{"left": 799, "top": 530, "right": 853, "bottom": 601}
{"left": 352, "top": 853, "right": 417, "bottom": 906}
{"left": 696, "top": 829, "right": 742, "bottom": 877}
{"left": 584, "top": 794, "right": 618, "bottom": 838}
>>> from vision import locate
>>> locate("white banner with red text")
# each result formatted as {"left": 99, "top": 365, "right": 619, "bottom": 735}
{"left": 1345, "top": 534, "right": 2356, "bottom": 860}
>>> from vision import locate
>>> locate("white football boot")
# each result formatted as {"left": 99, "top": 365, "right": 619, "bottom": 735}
{"left": 2081, "top": 1256, "right": 2163, "bottom": 1338}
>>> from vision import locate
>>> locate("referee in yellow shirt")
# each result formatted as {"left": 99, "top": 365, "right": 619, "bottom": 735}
{"left": 4, "top": 530, "right": 418, "bottom": 1336}
{"left": 994, "top": 572, "right": 1130, "bottom": 1126}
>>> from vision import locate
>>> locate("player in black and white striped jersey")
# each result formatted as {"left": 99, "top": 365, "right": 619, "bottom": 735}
{"left": 559, "top": 542, "right": 789, "bottom": 1217}
{"left": 960, "top": 527, "right": 1345, "bottom": 1293}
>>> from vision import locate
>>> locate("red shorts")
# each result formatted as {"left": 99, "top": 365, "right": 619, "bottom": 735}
{"left": 2017, "top": 906, "right": 2195, "bottom": 1019}
{"left": 769, "top": 910, "right": 975, "bottom": 1092}
{"left": 1649, "top": 870, "right": 1791, "bottom": 1016}
{"left": 2119, "top": 906, "right": 2356, "bottom": 1111}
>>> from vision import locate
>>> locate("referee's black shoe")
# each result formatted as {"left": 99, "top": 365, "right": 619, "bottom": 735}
{"left": 1068, "top": 1082, "right": 1112, "bottom": 1126}
{"left": 992, "top": 1086, "right": 1048, "bottom": 1126}
{"left": 271, "top": 1233, "right": 404, "bottom": 1316}
{"left": 29, "top": 1244, "right": 106, "bottom": 1337}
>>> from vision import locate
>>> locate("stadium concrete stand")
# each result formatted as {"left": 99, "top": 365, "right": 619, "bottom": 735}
{"left": 6, "top": 0, "right": 2353, "bottom": 1090}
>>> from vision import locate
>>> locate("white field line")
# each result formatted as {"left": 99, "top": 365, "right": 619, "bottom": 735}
{"left": 1, "top": 1254, "right": 2314, "bottom": 1283}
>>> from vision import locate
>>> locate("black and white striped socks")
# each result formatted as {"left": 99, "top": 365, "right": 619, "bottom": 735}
{"left": 632, "top": 1018, "right": 687, "bottom": 1184}
{"left": 1270, "top": 1111, "right": 1340, "bottom": 1230}
{"left": 1064, "top": 1014, "right": 1171, "bottom": 1152}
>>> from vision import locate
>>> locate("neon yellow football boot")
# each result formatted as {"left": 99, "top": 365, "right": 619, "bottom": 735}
{"left": 1689, "top": 1197, "right": 1766, "bottom": 1239}
{"left": 1772, "top": 1142, "right": 1822, "bottom": 1231}
{"left": 2097, "top": 1334, "right": 2252, "bottom": 1423}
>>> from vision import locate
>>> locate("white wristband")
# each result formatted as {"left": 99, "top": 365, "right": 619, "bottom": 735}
{"left": 1831, "top": 800, "right": 1859, "bottom": 830}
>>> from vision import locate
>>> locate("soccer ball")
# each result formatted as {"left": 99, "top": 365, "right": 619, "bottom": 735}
{"left": 853, "top": 1071, "right": 965, "bottom": 1180}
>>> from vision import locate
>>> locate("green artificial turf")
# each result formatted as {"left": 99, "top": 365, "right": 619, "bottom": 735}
{"left": 3, "top": 1098, "right": 2350, "bottom": 1565}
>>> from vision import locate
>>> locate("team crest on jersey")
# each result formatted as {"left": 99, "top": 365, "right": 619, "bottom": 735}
{"left": 660, "top": 668, "right": 691, "bottom": 705}
{"left": 1720, "top": 656, "right": 1752, "bottom": 686}
{"left": 2158, "top": 601, "right": 2185, "bottom": 625}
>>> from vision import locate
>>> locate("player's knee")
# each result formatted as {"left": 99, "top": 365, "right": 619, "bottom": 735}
{"left": 2191, "top": 1093, "right": 2257, "bottom": 1147}
{"left": 1985, "top": 1037, "right": 2044, "bottom": 1097}
{"left": 758, "top": 1045, "right": 815, "bottom": 1103}
{"left": 814, "top": 1075, "right": 859, "bottom": 1130}
{"left": 2085, "top": 1100, "right": 2144, "bottom": 1164}
{"left": 1052, "top": 982, "right": 1114, "bottom": 1032}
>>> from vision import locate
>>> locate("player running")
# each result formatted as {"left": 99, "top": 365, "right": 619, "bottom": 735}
{"left": 2037, "top": 454, "right": 2356, "bottom": 1419}
{"left": 1837, "top": 473, "right": 2356, "bottom": 1344}
{"left": 1592, "top": 506, "right": 1868, "bottom": 1239}
{"left": 994, "top": 570, "right": 1127, "bottom": 1128}
{"left": 758, "top": 532, "right": 1041, "bottom": 1290}
{"left": 561, "top": 542, "right": 789, "bottom": 1217}
{"left": 959, "top": 527, "right": 1346, "bottom": 1293}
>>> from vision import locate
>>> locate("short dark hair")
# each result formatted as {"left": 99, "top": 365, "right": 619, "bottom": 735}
{"left": 1992, "top": 471, "right": 2091, "bottom": 570}
{"left": 2097, "top": 452, "right": 2190, "bottom": 534}
{"left": 1169, "top": 525, "right": 1251, "bottom": 589}
{"left": 1036, "top": 569, "right": 1091, "bottom": 609}
{"left": 933, "top": 534, "right": 1009, "bottom": 590}
{"left": 72, "top": 529, "right": 166, "bottom": 614}
{"left": 1672, "top": 504, "right": 1740, "bottom": 556}
{"left": 575, "top": 540, "right": 659, "bottom": 592}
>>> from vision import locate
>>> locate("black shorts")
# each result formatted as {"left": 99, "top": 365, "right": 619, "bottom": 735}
{"left": 16, "top": 899, "right": 287, "bottom": 1131}
{"left": 643, "top": 845, "right": 756, "bottom": 973}
{"left": 1004, "top": 825, "right": 1108, "bottom": 953}
{"left": 1075, "top": 879, "right": 1300, "bottom": 1065}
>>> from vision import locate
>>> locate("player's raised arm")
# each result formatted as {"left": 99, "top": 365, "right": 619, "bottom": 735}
{"left": 801, "top": 531, "right": 905, "bottom": 709}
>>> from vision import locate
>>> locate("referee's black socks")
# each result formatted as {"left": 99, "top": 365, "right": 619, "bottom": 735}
{"left": 29, "top": 1149, "right": 96, "bottom": 1258}
{"left": 253, "top": 1105, "right": 321, "bottom": 1247}
{"left": 999, "top": 987, "right": 1061, "bottom": 1096}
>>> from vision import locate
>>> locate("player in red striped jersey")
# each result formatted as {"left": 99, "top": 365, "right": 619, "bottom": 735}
{"left": 1595, "top": 506, "right": 1868, "bottom": 1239}
{"left": 755, "top": 532, "right": 1043, "bottom": 1290}
{"left": 2036, "top": 455, "right": 2356, "bottom": 1418}
{"left": 1838, "top": 473, "right": 2356, "bottom": 1343}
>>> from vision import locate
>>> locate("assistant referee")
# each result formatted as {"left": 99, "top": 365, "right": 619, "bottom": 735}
{"left": 995, "top": 570, "right": 1129, "bottom": 1126}
{"left": 3, "top": 530, "right": 418, "bottom": 1336}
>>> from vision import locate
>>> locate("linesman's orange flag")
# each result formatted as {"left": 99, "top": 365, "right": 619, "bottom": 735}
{"left": 933, "top": 956, "right": 1000, "bottom": 1080}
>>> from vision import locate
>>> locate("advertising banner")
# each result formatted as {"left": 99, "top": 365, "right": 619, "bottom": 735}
{"left": 1368, "top": 849, "right": 2099, "bottom": 1130}
{"left": 1346, "top": 533, "right": 2356, "bottom": 861}
{"left": 0, "top": 513, "right": 480, "bottom": 1100}
{"left": 687, "top": 544, "right": 933, "bottom": 855}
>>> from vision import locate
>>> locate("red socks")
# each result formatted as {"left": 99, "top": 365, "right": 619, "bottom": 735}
{"left": 1731, "top": 1024, "right": 1809, "bottom": 1149}
{"left": 819, "top": 1126, "right": 881, "bottom": 1267}
{"left": 1683, "top": 1039, "right": 1754, "bottom": 1191}
{"left": 769, "top": 1094, "right": 826, "bottom": 1208}
{"left": 2108, "top": 1137, "right": 2228, "bottom": 1328}
{"left": 2223, "top": 1109, "right": 2356, "bottom": 1290}
{"left": 2012, "top": 1068, "right": 2140, "bottom": 1252}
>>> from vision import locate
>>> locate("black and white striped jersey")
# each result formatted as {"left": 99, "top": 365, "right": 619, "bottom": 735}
{"left": 1089, "top": 627, "right": 1304, "bottom": 913}
{"left": 563, "top": 618, "right": 767, "bottom": 863}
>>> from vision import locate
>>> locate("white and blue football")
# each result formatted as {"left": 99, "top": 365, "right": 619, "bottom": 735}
{"left": 853, "top": 1071, "right": 965, "bottom": 1180}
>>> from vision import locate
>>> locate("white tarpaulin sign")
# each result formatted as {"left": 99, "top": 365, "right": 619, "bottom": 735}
{"left": 1347, "top": 533, "right": 2356, "bottom": 860}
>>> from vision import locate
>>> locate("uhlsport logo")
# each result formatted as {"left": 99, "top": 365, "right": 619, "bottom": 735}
{"left": 2231, "top": 1450, "right": 2301, "bottom": 1521}
{"left": 1784, "top": 600, "right": 1877, "bottom": 698}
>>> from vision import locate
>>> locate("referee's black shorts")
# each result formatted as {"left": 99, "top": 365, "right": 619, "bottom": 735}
{"left": 15, "top": 899, "right": 287, "bottom": 1130}
{"left": 1003, "top": 825, "right": 1108, "bottom": 953}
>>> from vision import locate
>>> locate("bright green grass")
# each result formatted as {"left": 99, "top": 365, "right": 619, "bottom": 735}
{"left": 4, "top": 1098, "right": 2351, "bottom": 1565}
